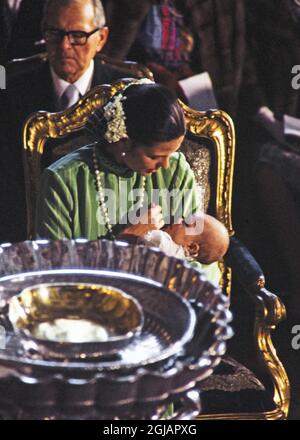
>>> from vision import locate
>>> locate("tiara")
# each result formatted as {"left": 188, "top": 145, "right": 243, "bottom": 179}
{"left": 103, "top": 78, "right": 154, "bottom": 144}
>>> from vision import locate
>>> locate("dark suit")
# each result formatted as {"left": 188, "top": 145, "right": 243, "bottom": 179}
{"left": 6, "top": 0, "right": 45, "bottom": 59}
{"left": 8, "top": 56, "right": 132, "bottom": 124}
{"left": 1, "top": 57, "right": 133, "bottom": 243}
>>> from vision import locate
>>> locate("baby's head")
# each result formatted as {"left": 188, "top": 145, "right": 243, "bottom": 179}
{"left": 163, "top": 214, "right": 229, "bottom": 263}
{"left": 182, "top": 214, "right": 229, "bottom": 264}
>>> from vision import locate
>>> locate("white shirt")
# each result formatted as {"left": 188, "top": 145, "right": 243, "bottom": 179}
{"left": 50, "top": 59, "right": 95, "bottom": 102}
{"left": 143, "top": 230, "right": 186, "bottom": 259}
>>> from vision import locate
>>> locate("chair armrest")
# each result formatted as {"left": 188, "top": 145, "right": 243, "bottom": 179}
{"left": 225, "top": 235, "right": 286, "bottom": 324}
{"left": 224, "top": 235, "right": 265, "bottom": 292}
{"left": 224, "top": 235, "right": 290, "bottom": 417}
{"left": 225, "top": 235, "right": 287, "bottom": 325}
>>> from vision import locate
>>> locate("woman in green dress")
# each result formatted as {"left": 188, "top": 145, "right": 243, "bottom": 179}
{"left": 35, "top": 79, "right": 228, "bottom": 284}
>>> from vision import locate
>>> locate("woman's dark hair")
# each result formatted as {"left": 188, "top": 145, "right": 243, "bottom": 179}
{"left": 122, "top": 83, "right": 186, "bottom": 147}
{"left": 86, "top": 83, "right": 186, "bottom": 147}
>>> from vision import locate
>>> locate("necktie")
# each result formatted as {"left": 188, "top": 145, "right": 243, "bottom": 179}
{"left": 59, "top": 84, "right": 80, "bottom": 110}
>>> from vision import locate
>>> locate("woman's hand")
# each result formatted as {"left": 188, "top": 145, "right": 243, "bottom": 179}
{"left": 118, "top": 204, "right": 165, "bottom": 238}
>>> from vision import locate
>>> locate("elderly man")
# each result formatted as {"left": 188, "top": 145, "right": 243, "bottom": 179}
{"left": 1, "top": 0, "right": 133, "bottom": 243}
{"left": 9, "top": 0, "right": 130, "bottom": 111}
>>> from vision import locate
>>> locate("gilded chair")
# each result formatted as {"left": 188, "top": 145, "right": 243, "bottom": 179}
{"left": 23, "top": 80, "right": 290, "bottom": 420}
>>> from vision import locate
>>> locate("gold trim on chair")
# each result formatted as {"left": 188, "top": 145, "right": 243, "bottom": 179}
{"left": 254, "top": 287, "right": 290, "bottom": 419}
{"left": 180, "top": 103, "right": 235, "bottom": 297}
{"left": 197, "top": 291, "right": 290, "bottom": 420}
{"left": 181, "top": 104, "right": 235, "bottom": 234}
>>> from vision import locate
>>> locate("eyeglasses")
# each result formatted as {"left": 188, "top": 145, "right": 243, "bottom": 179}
{"left": 44, "top": 27, "right": 100, "bottom": 46}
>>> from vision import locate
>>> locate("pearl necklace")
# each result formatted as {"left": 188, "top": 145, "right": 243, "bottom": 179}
{"left": 93, "top": 147, "right": 146, "bottom": 238}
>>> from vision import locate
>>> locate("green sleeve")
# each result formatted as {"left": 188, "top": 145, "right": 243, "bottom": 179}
{"left": 35, "top": 169, "right": 74, "bottom": 240}
{"left": 170, "top": 153, "right": 199, "bottom": 222}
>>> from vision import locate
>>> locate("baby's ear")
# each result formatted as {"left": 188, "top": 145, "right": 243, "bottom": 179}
{"left": 185, "top": 242, "right": 201, "bottom": 258}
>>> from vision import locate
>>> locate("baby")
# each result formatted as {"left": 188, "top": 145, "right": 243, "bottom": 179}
{"left": 118, "top": 214, "right": 229, "bottom": 286}
{"left": 142, "top": 214, "right": 229, "bottom": 264}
